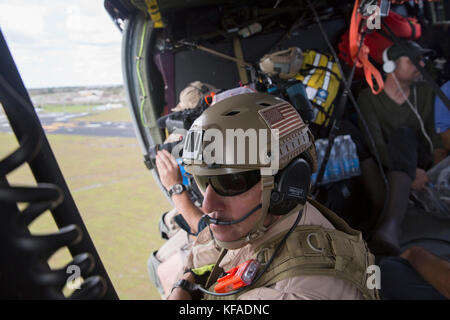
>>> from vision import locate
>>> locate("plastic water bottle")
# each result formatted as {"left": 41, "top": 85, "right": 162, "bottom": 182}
{"left": 334, "top": 136, "right": 347, "bottom": 179}
{"left": 317, "top": 140, "right": 325, "bottom": 164}
{"left": 345, "top": 135, "right": 361, "bottom": 176}
{"left": 328, "top": 142, "right": 342, "bottom": 182}
{"left": 339, "top": 136, "right": 352, "bottom": 178}
{"left": 313, "top": 136, "right": 361, "bottom": 184}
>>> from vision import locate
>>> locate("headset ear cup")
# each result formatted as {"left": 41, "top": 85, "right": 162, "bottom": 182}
{"left": 269, "top": 157, "right": 311, "bottom": 215}
{"left": 382, "top": 47, "right": 396, "bottom": 74}
{"left": 383, "top": 61, "right": 396, "bottom": 74}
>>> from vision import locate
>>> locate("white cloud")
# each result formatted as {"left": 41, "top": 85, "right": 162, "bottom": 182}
{"left": 65, "top": 6, "right": 121, "bottom": 45}
{"left": 0, "top": 4, "right": 47, "bottom": 38}
{"left": 0, "top": 0, "right": 123, "bottom": 88}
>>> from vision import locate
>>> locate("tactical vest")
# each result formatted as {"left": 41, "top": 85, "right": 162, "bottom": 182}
{"left": 204, "top": 199, "right": 379, "bottom": 300}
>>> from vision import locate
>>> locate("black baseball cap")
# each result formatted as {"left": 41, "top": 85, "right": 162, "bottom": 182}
{"left": 387, "top": 40, "right": 434, "bottom": 61}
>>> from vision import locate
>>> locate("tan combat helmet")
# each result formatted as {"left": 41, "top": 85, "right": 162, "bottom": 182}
{"left": 182, "top": 92, "right": 317, "bottom": 249}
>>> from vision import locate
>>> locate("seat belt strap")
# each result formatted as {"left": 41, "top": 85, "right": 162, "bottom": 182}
{"left": 205, "top": 247, "right": 228, "bottom": 289}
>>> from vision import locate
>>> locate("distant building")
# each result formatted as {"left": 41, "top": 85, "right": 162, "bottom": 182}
{"left": 78, "top": 90, "right": 104, "bottom": 97}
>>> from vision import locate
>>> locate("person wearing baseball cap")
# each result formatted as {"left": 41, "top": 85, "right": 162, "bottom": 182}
{"left": 382, "top": 40, "right": 433, "bottom": 72}
{"left": 172, "top": 81, "right": 216, "bottom": 112}
{"left": 356, "top": 40, "right": 446, "bottom": 256}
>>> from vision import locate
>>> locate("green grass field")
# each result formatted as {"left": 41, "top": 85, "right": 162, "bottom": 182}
{"left": 38, "top": 104, "right": 98, "bottom": 114}
{"left": 1, "top": 108, "right": 172, "bottom": 300}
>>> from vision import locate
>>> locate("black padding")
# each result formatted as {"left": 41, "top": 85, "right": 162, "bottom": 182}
{"left": 175, "top": 43, "right": 240, "bottom": 97}
{"left": 269, "top": 157, "right": 312, "bottom": 215}
{"left": 173, "top": 18, "right": 347, "bottom": 99}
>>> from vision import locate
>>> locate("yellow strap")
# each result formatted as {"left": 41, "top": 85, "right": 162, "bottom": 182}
{"left": 191, "top": 264, "right": 215, "bottom": 277}
{"left": 145, "top": 0, "right": 164, "bottom": 28}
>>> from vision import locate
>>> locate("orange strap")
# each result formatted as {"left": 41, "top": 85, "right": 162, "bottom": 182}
{"left": 349, "top": 0, "right": 384, "bottom": 95}
{"left": 349, "top": 0, "right": 362, "bottom": 65}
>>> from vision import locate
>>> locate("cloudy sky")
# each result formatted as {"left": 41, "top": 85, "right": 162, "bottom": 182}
{"left": 0, "top": 0, "right": 123, "bottom": 88}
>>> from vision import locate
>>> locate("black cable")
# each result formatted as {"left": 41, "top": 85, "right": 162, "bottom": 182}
{"left": 201, "top": 203, "right": 262, "bottom": 225}
{"left": 306, "top": 0, "right": 390, "bottom": 224}
{"left": 301, "top": 64, "right": 342, "bottom": 83}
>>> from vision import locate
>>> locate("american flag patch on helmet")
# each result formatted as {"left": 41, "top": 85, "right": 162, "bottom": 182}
{"left": 258, "top": 103, "right": 304, "bottom": 137}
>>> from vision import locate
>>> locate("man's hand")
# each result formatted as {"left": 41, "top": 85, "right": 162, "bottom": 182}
{"left": 399, "top": 246, "right": 450, "bottom": 299}
{"left": 168, "top": 271, "right": 198, "bottom": 300}
{"left": 156, "top": 149, "right": 183, "bottom": 190}
{"left": 156, "top": 149, "right": 205, "bottom": 235}
{"left": 400, "top": 246, "right": 417, "bottom": 261}
{"left": 411, "top": 168, "right": 428, "bottom": 191}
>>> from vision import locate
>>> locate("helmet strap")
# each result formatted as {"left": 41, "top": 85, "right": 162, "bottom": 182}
{"left": 252, "top": 174, "right": 275, "bottom": 234}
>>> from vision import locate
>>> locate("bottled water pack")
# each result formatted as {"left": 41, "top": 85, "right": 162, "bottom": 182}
{"left": 311, "top": 135, "right": 361, "bottom": 185}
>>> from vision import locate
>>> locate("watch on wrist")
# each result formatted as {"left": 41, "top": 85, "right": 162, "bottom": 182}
{"left": 171, "top": 279, "right": 203, "bottom": 300}
{"left": 168, "top": 183, "right": 186, "bottom": 197}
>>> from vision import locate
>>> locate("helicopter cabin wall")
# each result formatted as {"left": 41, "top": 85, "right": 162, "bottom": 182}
{"left": 157, "top": 10, "right": 348, "bottom": 107}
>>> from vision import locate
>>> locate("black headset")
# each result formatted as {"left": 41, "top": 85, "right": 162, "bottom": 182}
{"left": 269, "top": 156, "right": 312, "bottom": 215}
{"left": 201, "top": 155, "right": 313, "bottom": 226}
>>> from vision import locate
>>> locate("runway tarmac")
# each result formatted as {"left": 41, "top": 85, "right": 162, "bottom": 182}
{"left": 0, "top": 110, "right": 136, "bottom": 137}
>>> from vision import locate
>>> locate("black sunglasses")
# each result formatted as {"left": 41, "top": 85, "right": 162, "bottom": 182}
{"left": 194, "top": 170, "right": 261, "bottom": 197}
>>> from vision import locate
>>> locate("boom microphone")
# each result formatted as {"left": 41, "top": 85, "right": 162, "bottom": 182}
{"left": 201, "top": 203, "right": 262, "bottom": 226}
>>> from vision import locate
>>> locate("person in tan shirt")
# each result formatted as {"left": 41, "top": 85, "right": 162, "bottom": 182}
{"left": 166, "top": 92, "right": 377, "bottom": 300}
{"left": 180, "top": 201, "right": 365, "bottom": 300}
